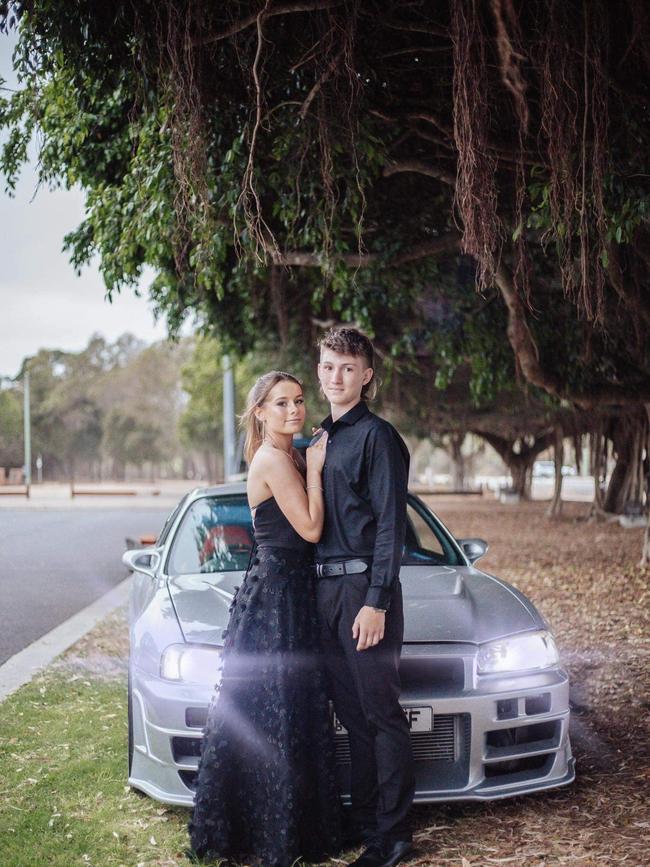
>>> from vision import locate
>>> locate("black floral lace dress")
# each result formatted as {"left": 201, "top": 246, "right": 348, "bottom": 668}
{"left": 188, "top": 496, "right": 342, "bottom": 866}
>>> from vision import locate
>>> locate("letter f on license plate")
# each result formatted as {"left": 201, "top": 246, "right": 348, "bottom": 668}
{"left": 403, "top": 706, "right": 433, "bottom": 732}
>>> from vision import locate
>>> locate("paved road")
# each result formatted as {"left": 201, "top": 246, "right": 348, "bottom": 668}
{"left": 0, "top": 508, "right": 169, "bottom": 665}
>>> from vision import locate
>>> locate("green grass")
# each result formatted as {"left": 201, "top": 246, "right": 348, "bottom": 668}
{"left": 0, "top": 669, "right": 191, "bottom": 867}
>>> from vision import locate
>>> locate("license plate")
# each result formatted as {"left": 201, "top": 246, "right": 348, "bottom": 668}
{"left": 334, "top": 706, "right": 433, "bottom": 734}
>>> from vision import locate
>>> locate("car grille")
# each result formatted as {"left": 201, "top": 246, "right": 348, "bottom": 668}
{"left": 399, "top": 657, "right": 466, "bottom": 693}
{"left": 335, "top": 713, "right": 466, "bottom": 765}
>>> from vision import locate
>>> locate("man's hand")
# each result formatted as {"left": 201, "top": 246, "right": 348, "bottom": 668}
{"left": 352, "top": 606, "right": 385, "bottom": 651}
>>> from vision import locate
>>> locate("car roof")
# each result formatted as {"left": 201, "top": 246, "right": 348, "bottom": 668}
{"left": 187, "top": 482, "right": 248, "bottom": 501}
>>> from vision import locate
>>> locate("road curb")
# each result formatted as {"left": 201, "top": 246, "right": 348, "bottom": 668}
{"left": 0, "top": 575, "right": 132, "bottom": 702}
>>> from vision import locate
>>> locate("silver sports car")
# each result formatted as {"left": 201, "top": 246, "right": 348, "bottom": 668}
{"left": 123, "top": 483, "right": 575, "bottom": 807}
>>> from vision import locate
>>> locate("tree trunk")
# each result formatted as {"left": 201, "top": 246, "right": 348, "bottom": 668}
{"left": 449, "top": 432, "right": 467, "bottom": 490}
{"left": 509, "top": 455, "right": 533, "bottom": 499}
{"left": 548, "top": 426, "right": 564, "bottom": 517}
{"left": 587, "top": 429, "right": 607, "bottom": 515}
{"left": 604, "top": 412, "right": 647, "bottom": 514}
{"left": 604, "top": 442, "right": 632, "bottom": 513}
{"left": 474, "top": 429, "right": 553, "bottom": 500}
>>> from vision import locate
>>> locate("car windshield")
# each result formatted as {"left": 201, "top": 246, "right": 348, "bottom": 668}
{"left": 403, "top": 496, "right": 462, "bottom": 566}
{"left": 166, "top": 495, "right": 254, "bottom": 574}
{"left": 166, "top": 492, "right": 462, "bottom": 574}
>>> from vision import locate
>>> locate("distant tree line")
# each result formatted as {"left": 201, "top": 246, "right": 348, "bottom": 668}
{"left": 0, "top": 333, "right": 252, "bottom": 482}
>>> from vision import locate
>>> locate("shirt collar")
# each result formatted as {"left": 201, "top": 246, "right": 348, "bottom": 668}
{"left": 321, "top": 400, "right": 370, "bottom": 431}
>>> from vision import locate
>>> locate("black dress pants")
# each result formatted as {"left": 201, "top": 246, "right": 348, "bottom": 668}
{"left": 316, "top": 573, "right": 415, "bottom": 842}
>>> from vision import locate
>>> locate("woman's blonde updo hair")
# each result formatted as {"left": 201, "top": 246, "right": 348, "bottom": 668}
{"left": 241, "top": 370, "right": 303, "bottom": 464}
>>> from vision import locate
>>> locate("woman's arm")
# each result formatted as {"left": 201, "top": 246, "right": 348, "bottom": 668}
{"left": 249, "top": 434, "right": 328, "bottom": 542}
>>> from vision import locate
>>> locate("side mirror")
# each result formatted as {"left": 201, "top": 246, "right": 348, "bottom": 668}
{"left": 123, "top": 547, "right": 161, "bottom": 578}
{"left": 458, "top": 538, "right": 489, "bottom": 564}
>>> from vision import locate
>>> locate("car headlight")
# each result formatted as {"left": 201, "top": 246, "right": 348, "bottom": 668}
{"left": 477, "top": 630, "right": 559, "bottom": 674}
{"left": 160, "top": 643, "right": 223, "bottom": 685}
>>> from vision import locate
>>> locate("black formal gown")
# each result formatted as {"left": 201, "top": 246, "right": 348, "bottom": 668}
{"left": 188, "top": 496, "right": 342, "bottom": 866}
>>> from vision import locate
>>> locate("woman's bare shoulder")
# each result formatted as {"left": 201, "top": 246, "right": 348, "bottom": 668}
{"left": 249, "top": 445, "right": 275, "bottom": 472}
{"left": 249, "top": 445, "right": 286, "bottom": 485}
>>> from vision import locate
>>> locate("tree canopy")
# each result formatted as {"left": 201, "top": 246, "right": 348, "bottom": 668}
{"left": 1, "top": 1, "right": 649, "bottom": 514}
{"left": 1, "top": 0, "right": 649, "bottom": 408}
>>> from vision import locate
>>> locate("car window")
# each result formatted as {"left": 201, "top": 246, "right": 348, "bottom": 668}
{"left": 403, "top": 497, "right": 461, "bottom": 566}
{"left": 166, "top": 496, "right": 254, "bottom": 574}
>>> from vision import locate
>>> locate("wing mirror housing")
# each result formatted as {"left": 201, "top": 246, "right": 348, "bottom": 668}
{"left": 123, "top": 547, "right": 161, "bottom": 578}
{"left": 459, "top": 538, "right": 489, "bottom": 564}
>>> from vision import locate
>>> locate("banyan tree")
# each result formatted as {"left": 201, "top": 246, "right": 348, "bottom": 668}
{"left": 1, "top": 0, "right": 649, "bottom": 554}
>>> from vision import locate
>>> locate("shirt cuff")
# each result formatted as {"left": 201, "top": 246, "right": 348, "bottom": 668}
{"left": 364, "top": 585, "right": 393, "bottom": 612}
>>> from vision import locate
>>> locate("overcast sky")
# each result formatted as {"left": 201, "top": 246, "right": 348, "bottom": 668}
{"left": 0, "top": 30, "right": 172, "bottom": 380}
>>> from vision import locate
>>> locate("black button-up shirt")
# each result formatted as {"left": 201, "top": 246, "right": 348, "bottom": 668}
{"left": 315, "top": 401, "right": 410, "bottom": 611}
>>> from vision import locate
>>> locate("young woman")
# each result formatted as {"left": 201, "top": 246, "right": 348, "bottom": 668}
{"left": 188, "top": 371, "right": 341, "bottom": 866}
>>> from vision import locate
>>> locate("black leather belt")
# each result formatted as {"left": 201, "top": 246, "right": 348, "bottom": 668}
{"left": 315, "top": 559, "right": 369, "bottom": 578}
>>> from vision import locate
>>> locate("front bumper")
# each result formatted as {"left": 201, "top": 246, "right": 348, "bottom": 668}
{"left": 128, "top": 646, "right": 575, "bottom": 807}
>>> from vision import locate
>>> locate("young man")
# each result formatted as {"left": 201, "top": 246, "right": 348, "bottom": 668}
{"left": 314, "top": 327, "right": 415, "bottom": 867}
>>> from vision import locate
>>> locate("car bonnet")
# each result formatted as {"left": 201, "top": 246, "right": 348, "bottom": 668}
{"left": 168, "top": 565, "right": 542, "bottom": 647}
{"left": 401, "top": 565, "right": 542, "bottom": 643}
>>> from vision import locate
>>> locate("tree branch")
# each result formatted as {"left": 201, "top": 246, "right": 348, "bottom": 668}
{"left": 384, "top": 20, "right": 448, "bottom": 38}
{"left": 383, "top": 158, "right": 456, "bottom": 187}
{"left": 370, "top": 110, "right": 539, "bottom": 167}
{"left": 268, "top": 231, "right": 460, "bottom": 267}
{"left": 298, "top": 47, "right": 344, "bottom": 119}
{"left": 200, "top": 1, "right": 344, "bottom": 45}
{"left": 494, "top": 261, "right": 650, "bottom": 408}
{"left": 381, "top": 46, "right": 450, "bottom": 58}
{"left": 409, "top": 112, "right": 540, "bottom": 166}
{"left": 408, "top": 111, "right": 454, "bottom": 137}
{"left": 391, "top": 233, "right": 460, "bottom": 266}
{"left": 471, "top": 427, "right": 554, "bottom": 460}
{"left": 469, "top": 428, "right": 510, "bottom": 460}
{"left": 409, "top": 125, "right": 456, "bottom": 151}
